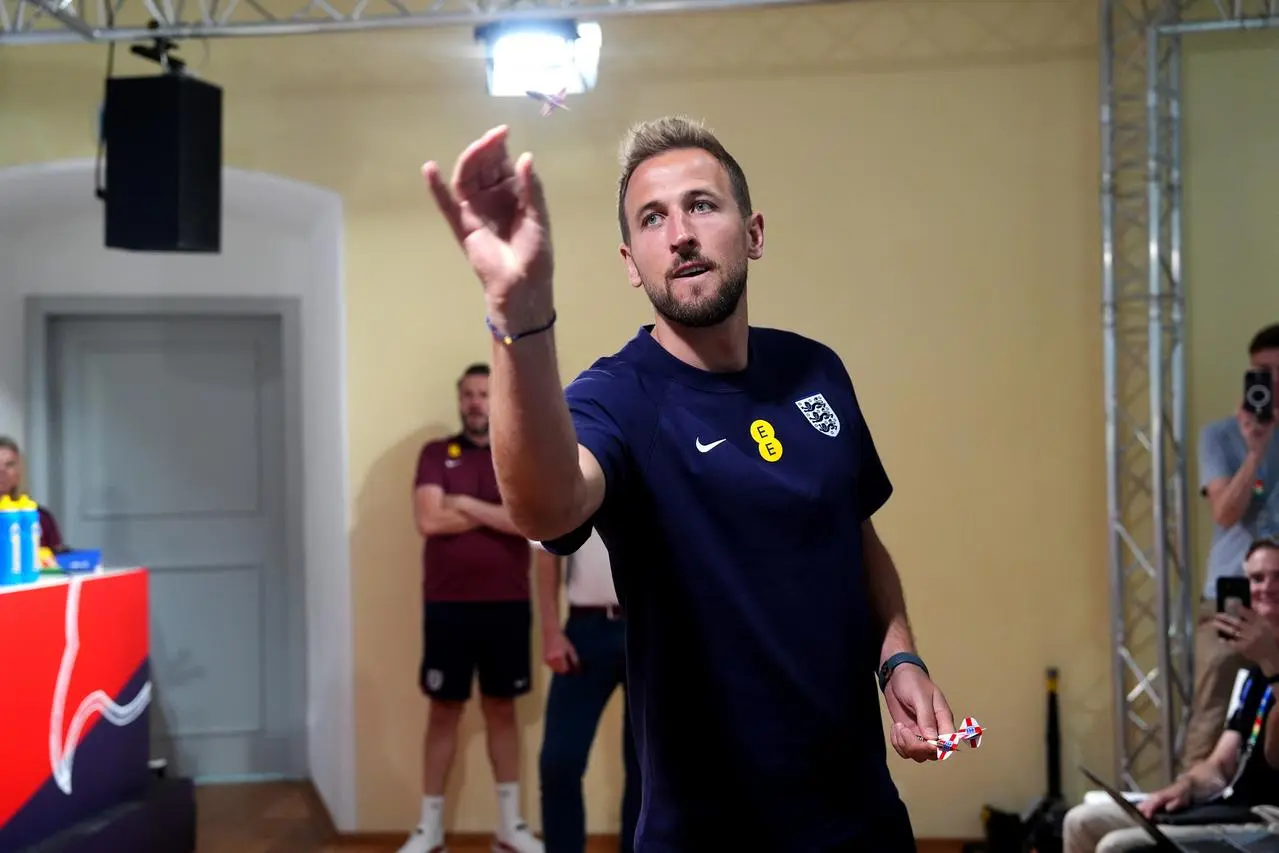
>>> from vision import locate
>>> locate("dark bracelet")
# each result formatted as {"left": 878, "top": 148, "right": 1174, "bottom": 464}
{"left": 877, "top": 652, "right": 929, "bottom": 693}
{"left": 486, "top": 311, "right": 557, "bottom": 346}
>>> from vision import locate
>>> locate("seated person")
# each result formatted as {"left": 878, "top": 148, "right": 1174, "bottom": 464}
{"left": 1186, "top": 323, "right": 1279, "bottom": 764}
{"left": 0, "top": 435, "right": 67, "bottom": 553}
{"left": 1063, "top": 536, "right": 1279, "bottom": 853}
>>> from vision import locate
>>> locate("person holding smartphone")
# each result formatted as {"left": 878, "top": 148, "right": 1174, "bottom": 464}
{"left": 1063, "top": 537, "right": 1279, "bottom": 853}
{"left": 1185, "top": 324, "right": 1279, "bottom": 765}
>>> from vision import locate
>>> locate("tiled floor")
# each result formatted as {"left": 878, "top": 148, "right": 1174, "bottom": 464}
{"left": 194, "top": 781, "right": 971, "bottom": 853}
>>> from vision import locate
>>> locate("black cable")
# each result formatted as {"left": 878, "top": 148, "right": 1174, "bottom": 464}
{"left": 93, "top": 2, "right": 116, "bottom": 201}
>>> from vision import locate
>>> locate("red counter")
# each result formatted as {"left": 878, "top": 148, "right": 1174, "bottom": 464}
{"left": 0, "top": 568, "right": 152, "bottom": 853}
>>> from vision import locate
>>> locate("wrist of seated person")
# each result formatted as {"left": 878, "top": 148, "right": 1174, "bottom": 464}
{"left": 1179, "top": 771, "right": 1223, "bottom": 803}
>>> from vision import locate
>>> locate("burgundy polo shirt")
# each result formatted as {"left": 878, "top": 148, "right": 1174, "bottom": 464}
{"left": 414, "top": 434, "right": 530, "bottom": 603}
{"left": 38, "top": 506, "right": 63, "bottom": 551}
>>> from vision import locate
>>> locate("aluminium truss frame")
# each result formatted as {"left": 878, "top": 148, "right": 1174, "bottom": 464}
{"left": 0, "top": 0, "right": 844, "bottom": 44}
{"left": 1101, "top": 0, "right": 1279, "bottom": 794}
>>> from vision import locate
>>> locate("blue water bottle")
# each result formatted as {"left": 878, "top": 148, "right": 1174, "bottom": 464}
{"left": 0, "top": 496, "right": 21, "bottom": 586}
{"left": 17, "top": 496, "right": 39, "bottom": 583}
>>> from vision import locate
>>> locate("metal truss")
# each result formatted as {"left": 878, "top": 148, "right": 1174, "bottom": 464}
{"left": 1102, "top": 0, "right": 1279, "bottom": 794}
{"left": 0, "top": 0, "right": 845, "bottom": 44}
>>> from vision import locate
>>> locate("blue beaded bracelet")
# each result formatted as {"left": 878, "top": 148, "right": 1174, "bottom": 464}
{"left": 486, "top": 311, "right": 557, "bottom": 345}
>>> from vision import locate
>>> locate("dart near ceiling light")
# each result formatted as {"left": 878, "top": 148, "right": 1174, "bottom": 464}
{"left": 475, "top": 19, "right": 602, "bottom": 97}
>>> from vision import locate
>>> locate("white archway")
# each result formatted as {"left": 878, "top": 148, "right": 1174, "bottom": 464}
{"left": 0, "top": 160, "right": 356, "bottom": 830}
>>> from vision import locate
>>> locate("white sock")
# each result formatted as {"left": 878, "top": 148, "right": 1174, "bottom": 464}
{"left": 418, "top": 795, "right": 445, "bottom": 842}
{"left": 496, "top": 782, "right": 522, "bottom": 838}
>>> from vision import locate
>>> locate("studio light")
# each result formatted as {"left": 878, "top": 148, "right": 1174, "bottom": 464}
{"left": 475, "top": 19, "right": 602, "bottom": 97}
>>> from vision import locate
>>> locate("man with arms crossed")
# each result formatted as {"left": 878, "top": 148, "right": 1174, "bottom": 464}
{"left": 402, "top": 363, "right": 542, "bottom": 853}
{"left": 535, "top": 527, "right": 640, "bottom": 853}
{"left": 422, "top": 117, "right": 955, "bottom": 852}
{"left": 1185, "top": 324, "right": 1279, "bottom": 765}
{"left": 1063, "top": 537, "right": 1279, "bottom": 853}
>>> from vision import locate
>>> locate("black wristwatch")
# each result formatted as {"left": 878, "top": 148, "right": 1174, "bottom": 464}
{"left": 878, "top": 652, "right": 929, "bottom": 692}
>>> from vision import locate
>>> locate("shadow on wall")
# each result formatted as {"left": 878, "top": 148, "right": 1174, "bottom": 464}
{"left": 351, "top": 424, "right": 551, "bottom": 831}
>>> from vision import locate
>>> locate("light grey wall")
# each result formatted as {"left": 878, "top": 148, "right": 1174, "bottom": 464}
{"left": 0, "top": 161, "right": 357, "bottom": 830}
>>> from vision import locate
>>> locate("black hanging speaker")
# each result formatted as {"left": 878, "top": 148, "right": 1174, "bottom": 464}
{"left": 103, "top": 73, "right": 222, "bottom": 253}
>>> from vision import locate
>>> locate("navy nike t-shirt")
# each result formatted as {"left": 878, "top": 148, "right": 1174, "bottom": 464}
{"left": 542, "top": 325, "right": 916, "bottom": 853}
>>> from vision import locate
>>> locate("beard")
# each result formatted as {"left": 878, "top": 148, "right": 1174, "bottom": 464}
{"left": 462, "top": 413, "right": 489, "bottom": 436}
{"left": 644, "top": 256, "right": 748, "bottom": 329}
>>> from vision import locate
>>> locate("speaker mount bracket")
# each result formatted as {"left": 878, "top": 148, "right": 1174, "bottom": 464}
{"left": 126, "top": 20, "right": 187, "bottom": 73}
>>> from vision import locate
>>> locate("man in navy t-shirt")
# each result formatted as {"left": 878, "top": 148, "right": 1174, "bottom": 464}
{"left": 422, "top": 116, "right": 957, "bottom": 852}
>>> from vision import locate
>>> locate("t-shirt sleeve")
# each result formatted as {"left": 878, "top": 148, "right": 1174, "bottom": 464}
{"left": 540, "top": 365, "right": 637, "bottom": 556}
{"left": 1226, "top": 669, "right": 1261, "bottom": 736}
{"left": 414, "top": 442, "right": 444, "bottom": 490}
{"left": 566, "top": 368, "right": 632, "bottom": 495}
{"left": 1199, "top": 422, "right": 1233, "bottom": 494}
{"left": 827, "top": 347, "right": 893, "bottom": 521}
{"left": 853, "top": 405, "right": 893, "bottom": 521}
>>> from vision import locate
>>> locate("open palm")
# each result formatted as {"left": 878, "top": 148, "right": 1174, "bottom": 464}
{"left": 422, "top": 125, "right": 554, "bottom": 302}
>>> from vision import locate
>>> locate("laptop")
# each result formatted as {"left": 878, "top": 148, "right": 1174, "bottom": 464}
{"left": 1078, "top": 766, "right": 1272, "bottom": 853}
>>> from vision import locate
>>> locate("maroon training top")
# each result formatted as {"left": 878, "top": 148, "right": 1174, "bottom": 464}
{"left": 38, "top": 506, "right": 64, "bottom": 551}
{"left": 414, "top": 434, "right": 530, "bottom": 603}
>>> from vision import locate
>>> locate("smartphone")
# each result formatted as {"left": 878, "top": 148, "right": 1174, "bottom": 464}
{"left": 1244, "top": 368, "right": 1273, "bottom": 423}
{"left": 1217, "top": 576, "right": 1251, "bottom": 639}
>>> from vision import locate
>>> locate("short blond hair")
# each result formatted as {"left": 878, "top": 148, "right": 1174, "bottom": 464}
{"left": 616, "top": 115, "right": 753, "bottom": 243}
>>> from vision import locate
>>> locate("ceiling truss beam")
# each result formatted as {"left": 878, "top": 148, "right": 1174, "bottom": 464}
{"left": 0, "top": 0, "right": 847, "bottom": 45}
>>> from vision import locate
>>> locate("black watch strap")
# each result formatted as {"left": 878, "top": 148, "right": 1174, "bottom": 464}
{"left": 878, "top": 652, "right": 929, "bottom": 692}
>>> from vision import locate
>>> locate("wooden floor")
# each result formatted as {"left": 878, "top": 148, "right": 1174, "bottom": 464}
{"left": 195, "top": 781, "right": 970, "bottom": 853}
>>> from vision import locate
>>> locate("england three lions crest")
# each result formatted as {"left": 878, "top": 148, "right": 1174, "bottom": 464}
{"left": 795, "top": 393, "right": 840, "bottom": 437}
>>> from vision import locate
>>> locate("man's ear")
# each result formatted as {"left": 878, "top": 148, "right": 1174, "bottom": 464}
{"left": 746, "top": 212, "right": 765, "bottom": 260}
{"left": 619, "top": 242, "right": 643, "bottom": 288}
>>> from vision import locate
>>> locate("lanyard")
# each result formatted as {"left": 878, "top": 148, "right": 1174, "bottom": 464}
{"left": 1220, "top": 679, "right": 1274, "bottom": 801}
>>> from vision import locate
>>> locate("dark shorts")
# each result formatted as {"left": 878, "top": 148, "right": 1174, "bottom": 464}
{"left": 420, "top": 600, "right": 532, "bottom": 702}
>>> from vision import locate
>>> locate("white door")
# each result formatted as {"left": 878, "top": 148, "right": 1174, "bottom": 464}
{"left": 46, "top": 314, "right": 303, "bottom": 782}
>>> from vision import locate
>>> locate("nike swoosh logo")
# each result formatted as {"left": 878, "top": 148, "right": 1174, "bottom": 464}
{"left": 696, "top": 438, "right": 727, "bottom": 453}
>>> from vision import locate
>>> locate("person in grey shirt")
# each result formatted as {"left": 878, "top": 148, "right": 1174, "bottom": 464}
{"left": 1185, "top": 323, "right": 1279, "bottom": 764}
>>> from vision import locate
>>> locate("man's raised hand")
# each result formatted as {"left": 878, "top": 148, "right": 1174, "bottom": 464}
{"left": 422, "top": 126, "right": 555, "bottom": 326}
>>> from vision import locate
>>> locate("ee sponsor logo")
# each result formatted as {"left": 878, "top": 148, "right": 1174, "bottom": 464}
{"left": 749, "top": 419, "right": 783, "bottom": 463}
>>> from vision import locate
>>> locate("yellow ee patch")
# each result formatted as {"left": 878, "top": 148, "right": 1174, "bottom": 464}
{"left": 447, "top": 442, "right": 462, "bottom": 459}
{"left": 748, "top": 419, "right": 783, "bottom": 462}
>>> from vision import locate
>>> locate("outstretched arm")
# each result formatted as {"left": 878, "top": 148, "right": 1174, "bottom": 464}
{"left": 487, "top": 331, "right": 605, "bottom": 541}
{"left": 422, "top": 126, "right": 603, "bottom": 543}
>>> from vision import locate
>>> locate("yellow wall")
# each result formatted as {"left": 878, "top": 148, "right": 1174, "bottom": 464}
{"left": 1, "top": 0, "right": 1194, "bottom": 838}
{"left": 1183, "top": 30, "right": 1279, "bottom": 585}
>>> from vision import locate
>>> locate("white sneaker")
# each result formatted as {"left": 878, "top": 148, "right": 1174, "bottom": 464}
{"left": 397, "top": 825, "right": 447, "bottom": 853}
{"left": 492, "top": 821, "right": 544, "bottom": 853}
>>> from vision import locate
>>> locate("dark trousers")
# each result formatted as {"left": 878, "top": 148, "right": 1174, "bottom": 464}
{"left": 538, "top": 607, "right": 641, "bottom": 853}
